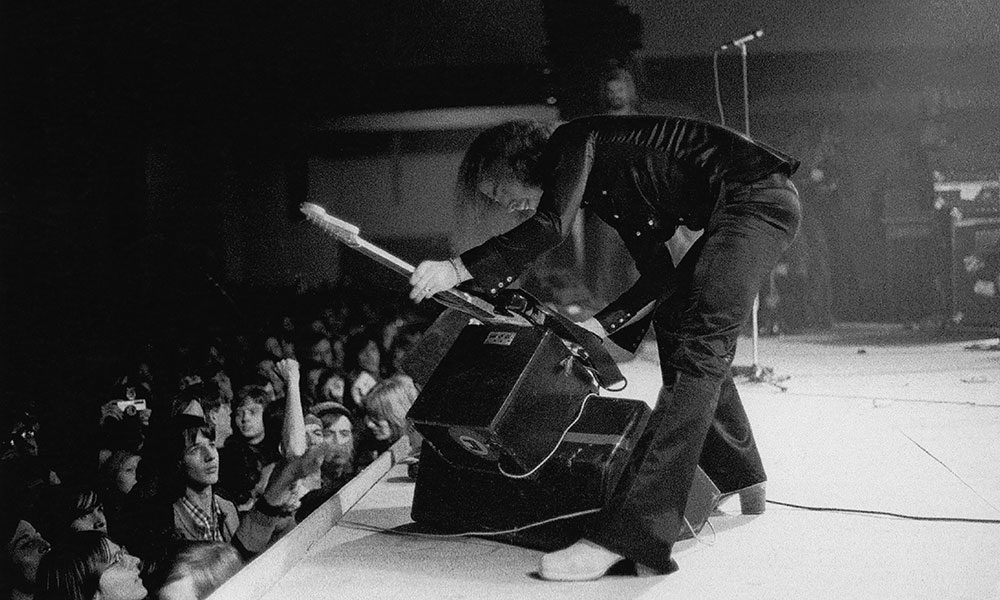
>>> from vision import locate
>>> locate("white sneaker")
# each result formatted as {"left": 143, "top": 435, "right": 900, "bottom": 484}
{"left": 538, "top": 539, "right": 624, "bottom": 581}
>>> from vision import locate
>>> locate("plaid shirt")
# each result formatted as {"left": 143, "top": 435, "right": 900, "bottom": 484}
{"left": 173, "top": 492, "right": 238, "bottom": 542}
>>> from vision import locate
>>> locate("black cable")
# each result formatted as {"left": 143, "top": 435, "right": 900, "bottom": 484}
{"left": 767, "top": 500, "right": 1000, "bottom": 524}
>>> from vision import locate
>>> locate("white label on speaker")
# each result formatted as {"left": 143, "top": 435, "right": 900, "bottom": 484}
{"left": 484, "top": 331, "right": 516, "bottom": 346}
{"left": 458, "top": 435, "right": 491, "bottom": 456}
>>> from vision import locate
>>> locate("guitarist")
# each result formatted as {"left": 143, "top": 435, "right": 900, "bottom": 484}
{"left": 408, "top": 116, "right": 801, "bottom": 580}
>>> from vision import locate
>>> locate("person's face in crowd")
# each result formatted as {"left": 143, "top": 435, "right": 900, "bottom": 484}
{"left": 264, "top": 336, "right": 283, "bottom": 360}
{"left": 323, "top": 415, "right": 354, "bottom": 448}
{"left": 209, "top": 403, "right": 233, "bottom": 447}
{"left": 305, "top": 367, "right": 323, "bottom": 399}
{"left": 98, "top": 541, "right": 147, "bottom": 600}
{"left": 207, "top": 344, "right": 225, "bottom": 367}
{"left": 390, "top": 335, "right": 418, "bottom": 374}
{"left": 11, "top": 421, "right": 40, "bottom": 457}
{"left": 305, "top": 422, "right": 324, "bottom": 447}
{"left": 331, "top": 339, "right": 345, "bottom": 370}
{"left": 478, "top": 166, "right": 543, "bottom": 214}
{"left": 212, "top": 371, "right": 234, "bottom": 404}
{"left": 310, "top": 338, "right": 335, "bottom": 368}
{"left": 115, "top": 454, "right": 142, "bottom": 495}
{"left": 309, "top": 319, "right": 329, "bottom": 336}
{"left": 381, "top": 320, "right": 401, "bottom": 353}
{"left": 6, "top": 520, "right": 50, "bottom": 589}
{"left": 321, "top": 375, "right": 345, "bottom": 403}
{"left": 357, "top": 340, "right": 381, "bottom": 375}
{"left": 182, "top": 431, "right": 219, "bottom": 488}
{"left": 137, "top": 360, "right": 154, "bottom": 382}
{"left": 391, "top": 346, "right": 407, "bottom": 374}
{"left": 233, "top": 402, "right": 265, "bottom": 443}
{"left": 364, "top": 414, "right": 394, "bottom": 442}
{"left": 70, "top": 503, "right": 107, "bottom": 534}
{"left": 178, "top": 374, "right": 201, "bottom": 390}
{"left": 603, "top": 69, "right": 636, "bottom": 111}
{"left": 322, "top": 416, "right": 354, "bottom": 467}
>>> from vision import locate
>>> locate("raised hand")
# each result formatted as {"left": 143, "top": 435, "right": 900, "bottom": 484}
{"left": 275, "top": 358, "right": 300, "bottom": 384}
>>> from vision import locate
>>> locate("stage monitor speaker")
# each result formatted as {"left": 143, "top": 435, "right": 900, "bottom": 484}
{"left": 411, "top": 395, "right": 721, "bottom": 551}
{"left": 407, "top": 323, "right": 598, "bottom": 472}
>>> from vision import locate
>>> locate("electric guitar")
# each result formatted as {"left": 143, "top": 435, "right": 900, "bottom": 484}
{"left": 300, "top": 203, "right": 626, "bottom": 390}
{"left": 300, "top": 203, "right": 531, "bottom": 327}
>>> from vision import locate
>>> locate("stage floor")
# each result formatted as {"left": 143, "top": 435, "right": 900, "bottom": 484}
{"left": 212, "top": 324, "right": 1000, "bottom": 600}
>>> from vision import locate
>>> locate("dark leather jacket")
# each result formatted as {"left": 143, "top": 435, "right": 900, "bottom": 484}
{"left": 460, "top": 115, "right": 799, "bottom": 351}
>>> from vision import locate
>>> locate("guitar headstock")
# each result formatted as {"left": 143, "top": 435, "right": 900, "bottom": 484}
{"left": 300, "top": 203, "right": 361, "bottom": 247}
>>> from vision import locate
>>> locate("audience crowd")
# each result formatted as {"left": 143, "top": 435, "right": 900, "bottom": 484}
{"left": 2, "top": 282, "right": 435, "bottom": 600}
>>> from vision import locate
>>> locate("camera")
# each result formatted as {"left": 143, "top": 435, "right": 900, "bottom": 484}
{"left": 115, "top": 387, "right": 148, "bottom": 417}
{"left": 116, "top": 398, "right": 148, "bottom": 417}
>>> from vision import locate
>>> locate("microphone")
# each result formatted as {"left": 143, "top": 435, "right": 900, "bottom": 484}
{"left": 719, "top": 29, "right": 764, "bottom": 51}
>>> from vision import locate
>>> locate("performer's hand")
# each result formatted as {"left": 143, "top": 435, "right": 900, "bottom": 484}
{"left": 410, "top": 259, "right": 460, "bottom": 303}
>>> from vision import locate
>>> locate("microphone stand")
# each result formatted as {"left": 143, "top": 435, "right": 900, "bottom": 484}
{"left": 717, "top": 32, "right": 789, "bottom": 390}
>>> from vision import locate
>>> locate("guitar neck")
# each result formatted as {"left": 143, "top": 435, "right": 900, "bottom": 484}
{"left": 351, "top": 238, "right": 416, "bottom": 278}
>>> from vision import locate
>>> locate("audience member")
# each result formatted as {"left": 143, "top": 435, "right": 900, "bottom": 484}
{"left": 315, "top": 369, "right": 347, "bottom": 406}
{"left": 3, "top": 519, "right": 51, "bottom": 600}
{"left": 156, "top": 541, "right": 243, "bottom": 600}
{"left": 295, "top": 402, "right": 355, "bottom": 521}
{"left": 34, "top": 530, "right": 146, "bottom": 600}
{"left": 300, "top": 332, "right": 340, "bottom": 371}
{"left": 170, "top": 415, "right": 241, "bottom": 543}
{"left": 218, "top": 385, "right": 278, "bottom": 510}
{"left": 2, "top": 411, "right": 61, "bottom": 520}
{"left": 343, "top": 329, "right": 384, "bottom": 381}
{"left": 36, "top": 485, "right": 108, "bottom": 545}
{"left": 355, "top": 376, "right": 419, "bottom": 469}
{"left": 11, "top": 281, "right": 432, "bottom": 593}
{"left": 98, "top": 450, "right": 141, "bottom": 540}
{"left": 298, "top": 360, "right": 325, "bottom": 410}
{"left": 202, "top": 384, "right": 233, "bottom": 450}
{"left": 385, "top": 322, "right": 423, "bottom": 378}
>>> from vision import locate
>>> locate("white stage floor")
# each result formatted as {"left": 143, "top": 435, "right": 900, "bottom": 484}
{"left": 211, "top": 324, "right": 1000, "bottom": 600}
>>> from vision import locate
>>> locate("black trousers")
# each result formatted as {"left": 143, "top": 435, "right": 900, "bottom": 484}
{"left": 590, "top": 173, "right": 801, "bottom": 573}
